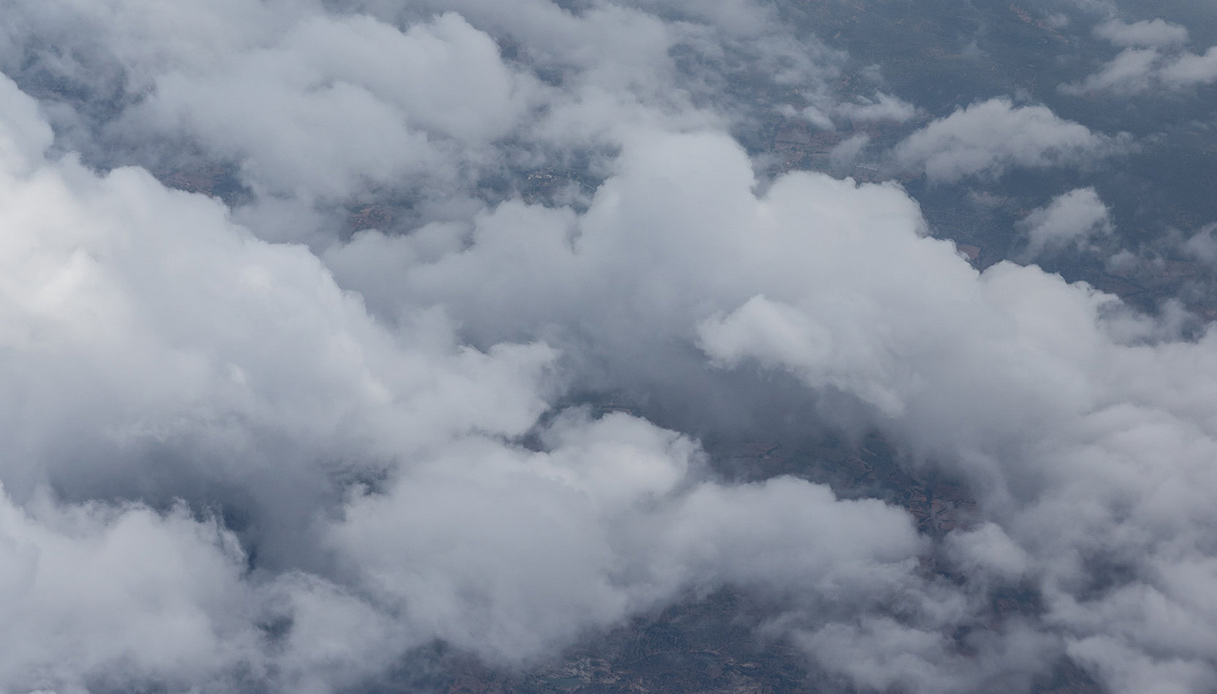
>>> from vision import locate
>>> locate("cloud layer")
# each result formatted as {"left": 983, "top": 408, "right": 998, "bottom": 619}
{"left": 2, "top": 2, "right": 1217, "bottom": 694}
{"left": 0, "top": 67, "right": 931, "bottom": 693}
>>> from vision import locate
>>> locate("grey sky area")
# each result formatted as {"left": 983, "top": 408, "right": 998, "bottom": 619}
{"left": 1, "top": 1, "right": 1217, "bottom": 693}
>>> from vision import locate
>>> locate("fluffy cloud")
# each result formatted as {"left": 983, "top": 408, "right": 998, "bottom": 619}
{"left": 330, "top": 413, "right": 923, "bottom": 664}
{"left": 0, "top": 65, "right": 933, "bottom": 692}
{"left": 325, "top": 113, "right": 1217, "bottom": 692}
{"left": 1181, "top": 223, "right": 1217, "bottom": 265}
{"left": 4, "top": 2, "right": 1217, "bottom": 694}
{"left": 0, "top": 490, "right": 256, "bottom": 694}
{"left": 122, "top": 11, "right": 537, "bottom": 199}
{"left": 1063, "top": 18, "right": 1217, "bottom": 96}
{"left": 1095, "top": 19, "right": 1189, "bottom": 48}
{"left": 892, "top": 98, "right": 1123, "bottom": 182}
{"left": 1061, "top": 47, "right": 1163, "bottom": 95}
{"left": 1063, "top": 46, "right": 1217, "bottom": 95}
{"left": 1160, "top": 46, "right": 1217, "bottom": 87}
{"left": 685, "top": 191, "right": 1217, "bottom": 693}
{"left": 1017, "top": 187, "right": 1113, "bottom": 259}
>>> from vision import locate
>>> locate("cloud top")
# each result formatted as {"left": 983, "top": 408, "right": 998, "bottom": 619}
{"left": 893, "top": 98, "right": 1123, "bottom": 182}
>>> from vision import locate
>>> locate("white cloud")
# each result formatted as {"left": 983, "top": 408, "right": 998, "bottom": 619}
{"left": 330, "top": 415, "right": 923, "bottom": 664}
{"left": 0, "top": 70, "right": 933, "bottom": 690}
{"left": 1062, "top": 20, "right": 1217, "bottom": 96}
{"left": 337, "top": 119, "right": 1217, "bottom": 690}
{"left": 893, "top": 98, "right": 1122, "bottom": 182}
{"left": 319, "top": 115, "right": 1217, "bottom": 689}
{"left": 122, "top": 12, "right": 538, "bottom": 199}
{"left": 0, "top": 72, "right": 52, "bottom": 174}
{"left": 1060, "top": 47, "right": 1163, "bottom": 95}
{"left": 4, "top": 2, "right": 1217, "bottom": 693}
{"left": 1095, "top": 19, "right": 1189, "bottom": 48}
{"left": 0, "top": 69, "right": 546, "bottom": 687}
{"left": 1017, "top": 187, "right": 1113, "bottom": 259}
{"left": 0, "top": 490, "right": 256, "bottom": 693}
{"left": 1181, "top": 223, "right": 1217, "bottom": 265}
{"left": 829, "top": 132, "right": 870, "bottom": 169}
{"left": 944, "top": 523, "right": 1031, "bottom": 582}
{"left": 1161, "top": 46, "right": 1217, "bottom": 87}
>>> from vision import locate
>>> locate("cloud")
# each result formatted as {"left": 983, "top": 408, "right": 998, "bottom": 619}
{"left": 1181, "top": 223, "right": 1217, "bottom": 265}
{"left": 327, "top": 117, "right": 1217, "bottom": 692}
{"left": 943, "top": 523, "right": 1031, "bottom": 582}
{"left": 1063, "top": 46, "right": 1217, "bottom": 95}
{"left": 796, "top": 617, "right": 1056, "bottom": 694}
{"left": 1060, "top": 47, "right": 1163, "bottom": 95}
{"left": 4, "top": 2, "right": 1217, "bottom": 693}
{"left": 1094, "top": 19, "right": 1189, "bottom": 48}
{"left": 0, "top": 68, "right": 935, "bottom": 691}
{"left": 0, "top": 489, "right": 256, "bottom": 693}
{"left": 329, "top": 413, "right": 924, "bottom": 664}
{"left": 0, "top": 67, "right": 544, "bottom": 688}
{"left": 835, "top": 92, "right": 918, "bottom": 124}
{"left": 829, "top": 132, "right": 871, "bottom": 169}
{"left": 1160, "top": 46, "right": 1217, "bottom": 87}
{"left": 1017, "top": 187, "right": 1113, "bottom": 259}
{"left": 892, "top": 98, "right": 1123, "bottom": 182}
{"left": 122, "top": 11, "right": 538, "bottom": 199}
{"left": 0, "top": 71, "right": 52, "bottom": 174}
{"left": 1062, "top": 19, "right": 1217, "bottom": 96}
{"left": 685, "top": 202, "right": 1217, "bottom": 693}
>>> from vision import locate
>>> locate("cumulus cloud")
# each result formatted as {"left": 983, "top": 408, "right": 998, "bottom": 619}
{"left": 0, "top": 490, "right": 256, "bottom": 693}
{"left": 1063, "top": 46, "right": 1217, "bottom": 95}
{"left": 3, "top": 2, "right": 1217, "bottom": 694}
{"left": 0, "top": 0, "right": 843, "bottom": 218}
{"left": 1160, "top": 46, "right": 1217, "bottom": 88}
{"left": 943, "top": 523, "right": 1031, "bottom": 582}
{"left": 1063, "top": 18, "right": 1217, "bottom": 96}
{"left": 684, "top": 200, "right": 1217, "bottom": 693}
{"left": 125, "top": 12, "right": 537, "bottom": 199}
{"left": 1017, "top": 187, "right": 1113, "bottom": 259}
{"left": 1060, "top": 47, "right": 1164, "bottom": 96}
{"left": 1094, "top": 19, "right": 1189, "bottom": 48}
{"left": 893, "top": 98, "right": 1124, "bottom": 182}
{"left": 0, "top": 65, "right": 934, "bottom": 691}
{"left": 330, "top": 416, "right": 924, "bottom": 664}
{"left": 330, "top": 114, "right": 1217, "bottom": 692}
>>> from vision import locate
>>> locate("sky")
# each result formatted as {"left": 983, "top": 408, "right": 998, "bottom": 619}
{"left": 1, "top": 1, "right": 1217, "bottom": 693}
